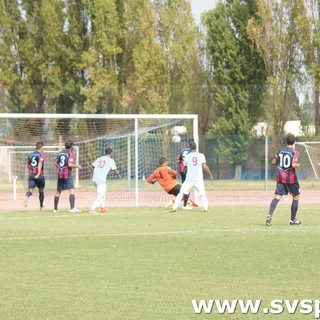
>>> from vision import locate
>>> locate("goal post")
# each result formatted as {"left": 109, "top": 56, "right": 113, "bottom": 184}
{"left": 295, "top": 142, "right": 320, "bottom": 180}
{"left": 0, "top": 113, "right": 198, "bottom": 206}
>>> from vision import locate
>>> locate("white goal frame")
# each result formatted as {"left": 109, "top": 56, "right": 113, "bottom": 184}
{"left": 0, "top": 113, "right": 198, "bottom": 206}
{"left": 295, "top": 141, "right": 320, "bottom": 179}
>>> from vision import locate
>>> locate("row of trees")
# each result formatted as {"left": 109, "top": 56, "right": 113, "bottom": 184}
{"left": 0, "top": 0, "right": 199, "bottom": 115}
{"left": 1, "top": 0, "right": 320, "bottom": 177}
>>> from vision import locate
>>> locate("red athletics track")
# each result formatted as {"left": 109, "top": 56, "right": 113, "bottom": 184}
{"left": 1, "top": 190, "right": 320, "bottom": 211}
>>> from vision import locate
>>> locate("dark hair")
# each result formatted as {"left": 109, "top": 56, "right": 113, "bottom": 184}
{"left": 286, "top": 133, "right": 295, "bottom": 145}
{"left": 188, "top": 138, "right": 195, "bottom": 145}
{"left": 189, "top": 142, "right": 197, "bottom": 150}
{"left": 65, "top": 140, "right": 73, "bottom": 149}
{"left": 159, "top": 157, "right": 168, "bottom": 165}
{"left": 105, "top": 147, "right": 113, "bottom": 155}
{"left": 36, "top": 142, "right": 43, "bottom": 150}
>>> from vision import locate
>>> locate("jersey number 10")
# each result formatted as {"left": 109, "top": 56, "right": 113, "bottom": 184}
{"left": 278, "top": 153, "right": 291, "bottom": 169}
{"left": 97, "top": 160, "right": 106, "bottom": 168}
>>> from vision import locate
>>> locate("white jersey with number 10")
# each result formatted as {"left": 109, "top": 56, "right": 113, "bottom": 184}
{"left": 92, "top": 156, "right": 117, "bottom": 185}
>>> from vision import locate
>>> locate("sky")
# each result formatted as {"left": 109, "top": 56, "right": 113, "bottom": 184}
{"left": 189, "top": 0, "right": 216, "bottom": 25}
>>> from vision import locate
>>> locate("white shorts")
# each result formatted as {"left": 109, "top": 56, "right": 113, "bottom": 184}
{"left": 93, "top": 182, "right": 106, "bottom": 195}
{"left": 180, "top": 180, "right": 206, "bottom": 196}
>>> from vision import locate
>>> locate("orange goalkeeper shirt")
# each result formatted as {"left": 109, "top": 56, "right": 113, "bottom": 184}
{"left": 147, "top": 165, "right": 178, "bottom": 193}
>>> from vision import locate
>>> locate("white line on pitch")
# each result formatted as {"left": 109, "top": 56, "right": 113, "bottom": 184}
{"left": 0, "top": 214, "right": 85, "bottom": 220}
{"left": 0, "top": 227, "right": 317, "bottom": 241}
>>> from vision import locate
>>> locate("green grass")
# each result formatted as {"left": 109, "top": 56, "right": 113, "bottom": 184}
{"left": 0, "top": 206, "right": 319, "bottom": 319}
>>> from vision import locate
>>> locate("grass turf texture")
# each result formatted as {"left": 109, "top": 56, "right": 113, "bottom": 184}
{"left": 0, "top": 206, "right": 319, "bottom": 319}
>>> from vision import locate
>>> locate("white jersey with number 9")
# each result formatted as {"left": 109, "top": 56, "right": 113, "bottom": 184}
{"left": 183, "top": 152, "right": 206, "bottom": 181}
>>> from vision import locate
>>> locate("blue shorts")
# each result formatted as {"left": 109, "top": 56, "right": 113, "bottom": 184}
{"left": 180, "top": 172, "right": 186, "bottom": 183}
{"left": 57, "top": 178, "right": 74, "bottom": 191}
{"left": 275, "top": 182, "right": 300, "bottom": 196}
{"left": 28, "top": 174, "right": 45, "bottom": 189}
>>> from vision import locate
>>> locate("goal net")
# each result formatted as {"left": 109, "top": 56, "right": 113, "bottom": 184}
{"left": 0, "top": 114, "right": 198, "bottom": 207}
{"left": 295, "top": 142, "right": 320, "bottom": 179}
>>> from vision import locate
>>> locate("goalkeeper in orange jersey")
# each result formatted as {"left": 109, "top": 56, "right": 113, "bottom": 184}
{"left": 147, "top": 157, "right": 197, "bottom": 209}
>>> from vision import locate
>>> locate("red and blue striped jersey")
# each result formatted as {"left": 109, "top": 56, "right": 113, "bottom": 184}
{"left": 177, "top": 146, "right": 190, "bottom": 172}
{"left": 274, "top": 146, "right": 299, "bottom": 184}
{"left": 27, "top": 150, "right": 45, "bottom": 174}
{"left": 54, "top": 150, "right": 75, "bottom": 179}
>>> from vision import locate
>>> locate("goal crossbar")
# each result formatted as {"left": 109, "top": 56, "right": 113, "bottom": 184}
{"left": 0, "top": 113, "right": 198, "bottom": 120}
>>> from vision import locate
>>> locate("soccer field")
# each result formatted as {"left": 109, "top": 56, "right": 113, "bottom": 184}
{"left": 1, "top": 206, "right": 319, "bottom": 320}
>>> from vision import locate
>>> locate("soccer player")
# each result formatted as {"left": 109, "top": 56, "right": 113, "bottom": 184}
{"left": 177, "top": 138, "right": 194, "bottom": 183}
{"left": 24, "top": 142, "right": 45, "bottom": 209}
{"left": 266, "top": 133, "right": 301, "bottom": 226}
{"left": 176, "top": 138, "right": 199, "bottom": 206}
{"left": 147, "top": 157, "right": 196, "bottom": 209}
{"left": 171, "top": 142, "right": 213, "bottom": 212}
{"left": 89, "top": 147, "right": 120, "bottom": 214}
{"left": 53, "top": 140, "right": 82, "bottom": 213}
